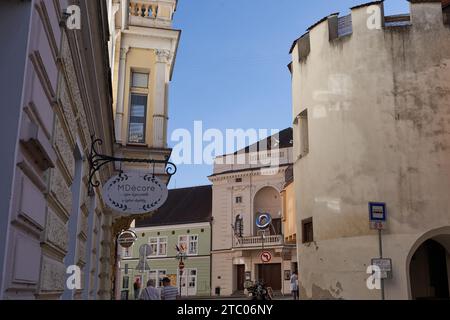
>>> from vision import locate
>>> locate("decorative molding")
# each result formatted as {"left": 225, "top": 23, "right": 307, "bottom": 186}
{"left": 119, "top": 46, "right": 130, "bottom": 60}
{"left": 29, "top": 51, "right": 56, "bottom": 103}
{"left": 35, "top": 1, "right": 59, "bottom": 62}
{"left": 155, "top": 49, "right": 171, "bottom": 63}
{"left": 45, "top": 209, "right": 68, "bottom": 254}
{"left": 39, "top": 256, "right": 66, "bottom": 292}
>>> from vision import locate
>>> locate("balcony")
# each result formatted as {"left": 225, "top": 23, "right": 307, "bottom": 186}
{"left": 234, "top": 235, "right": 284, "bottom": 248}
{"left": 129, "top": 0, "right": 176, "bottom": 28}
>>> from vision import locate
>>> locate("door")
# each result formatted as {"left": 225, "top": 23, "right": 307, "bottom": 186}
{"left": 257, "top": 264, "right": 281, "bottom": 291}
{"left": 410, "top": 239, "right": 450, "bottom": 300}
{"left": 179, "top": 268, "right": 197, "bottom": 296}
{"left": 236, "top": 265, "right": 246, "bottom": 291}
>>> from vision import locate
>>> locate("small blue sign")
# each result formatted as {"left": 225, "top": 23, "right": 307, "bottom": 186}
{"left": 369, "top": 202, "right": 387, "bottom": 222}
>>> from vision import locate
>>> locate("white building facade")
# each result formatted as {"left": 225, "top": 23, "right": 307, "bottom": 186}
{"left": 209, "top": 129, "right": 297, "bottom": 296}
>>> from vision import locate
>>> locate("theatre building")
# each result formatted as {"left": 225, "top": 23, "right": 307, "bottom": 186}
{"left": 209, "top": 128, "right": 297, "bottom": 296}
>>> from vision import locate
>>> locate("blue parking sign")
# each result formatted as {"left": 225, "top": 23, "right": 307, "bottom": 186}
{"left": 369, "top": 202, "right": 386, "bottom": 222}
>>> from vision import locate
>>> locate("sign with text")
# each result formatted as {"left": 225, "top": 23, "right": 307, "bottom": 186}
{"left": 118, "top": 230, "right": 137, "bottom": 248}
{"left": 103, "top": 172, "right": 168, "bottom": 215}
{"left": 369, "top": 202, "right": 386, "bottom": 230}
{"left": 371, "top": 258, "right": 392, "bottom": 279}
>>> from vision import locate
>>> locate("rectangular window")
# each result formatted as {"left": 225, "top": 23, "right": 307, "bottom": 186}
{"left": 236, "top": 196, "right": 242, "bottom": 204}
{"left": 128, "top": 94, "right": 147, "bottom": 144}
{"left": 302, "top": 218, "right": 314, "bottom": 244}
{"left": 122, "top": 276, "right": 129, "bottom": 289}
{"left": 178, "top": 235, "right": 188, "bottom": 252}
{"left": 132, "top": 72, "right": 149, "bottom": 88}
{"left": 148, "top": 270, "right": 166, "bottom": 288}
{"left": 179, "top": 235, "right": 198, "bottom": 255}
{"left": 148, "top": 237, "right": 167, "bottom": 257}
{"left": 235, "top": 178, "right": 242, "bottom": 183}
{"left": 299, "top": 109, "right": 309, "bottom": 157}
{"left": 188, "top": 235, "right": 198, "bottom": 255}
{"left": 158, "top": 237, "right": 167, "bottom": 256}
{"left": 122, "top": 246, "right": 133, "bottom": 258}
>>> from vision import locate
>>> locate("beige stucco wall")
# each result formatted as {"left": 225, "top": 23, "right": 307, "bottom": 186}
{"left": 282, "top": 182, "right": 296, "bottom": 243}
{"left": 291, "top": 1, "right": 450, "bottom": 299}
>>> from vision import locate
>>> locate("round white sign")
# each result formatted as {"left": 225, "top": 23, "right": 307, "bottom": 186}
{"left": 102, "top": 172, "right": 168, "bottom": 215}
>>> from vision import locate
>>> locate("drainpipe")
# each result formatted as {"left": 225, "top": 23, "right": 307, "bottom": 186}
{"left": 115, "top": 46, "right": 129, "bottom": 143}
{"left": 209, "top": 217, "right": 213, "bottom": 296}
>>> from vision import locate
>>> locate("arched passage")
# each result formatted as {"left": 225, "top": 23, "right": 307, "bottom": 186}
{"left": 408, "top": 232, "right": 450, "bottom": 300}
{"left": 253, "top": 186, "right": 281, "bottom": 236}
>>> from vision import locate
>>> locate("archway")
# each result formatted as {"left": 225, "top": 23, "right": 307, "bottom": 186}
{"left": 253, "top": 186, "right": 281, "bottom": 236}
{"left": 409, "top": 235, "right": 450, "bottom": 300}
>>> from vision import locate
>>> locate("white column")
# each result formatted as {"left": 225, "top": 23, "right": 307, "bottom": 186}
{"left": 115, "top": 46, "right": 129, "bottom": 144}
{"left": 153, "top": 49, "right": 170, "bottom": 148}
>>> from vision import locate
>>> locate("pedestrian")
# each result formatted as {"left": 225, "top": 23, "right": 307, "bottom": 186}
{"left": 161, "top": 277, "right": 179, "bottom": 300}
{"left": 140, "top": 279, "right": 161, "bottom": 300}
{"left": 290, "top": 271, "right": 299, "bottom": 300}
{"left": 133, "top": 278, "right": 141, "bottom": 300}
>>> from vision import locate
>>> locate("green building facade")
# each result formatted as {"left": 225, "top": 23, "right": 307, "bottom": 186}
{"left": 118, "top": 186, "right": 212, "bottom": 299}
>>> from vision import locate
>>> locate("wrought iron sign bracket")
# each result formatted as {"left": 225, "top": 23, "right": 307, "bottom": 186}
{"left": 87, "top": 137, "right": 176, "bottom": 195}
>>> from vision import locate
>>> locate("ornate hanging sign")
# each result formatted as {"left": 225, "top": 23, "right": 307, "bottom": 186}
{"left": 102, "top": 172, "right": 168, "bottom": 215}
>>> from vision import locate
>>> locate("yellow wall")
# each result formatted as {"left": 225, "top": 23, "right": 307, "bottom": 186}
{"left": 282, "top": 181, "right": 296, "bottom": 244}
{"left": 121, "top": 47, "right": 157, "bottom": 147}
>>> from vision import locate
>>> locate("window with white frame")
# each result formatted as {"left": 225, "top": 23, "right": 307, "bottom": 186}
{"left": 122, "top": 246, "right": 133, "bottom": 258}
{"left": 178, "top": 235, "right": 188, "bottom": 253}
{"left": 188, "top": 235, "right": 198, "bottom": 255}
{"left": 148, "top": 237, "right": 167, "bottom": 257}
{"left": 128, "top": 71, "right": 150, "bottom": 144}
{"left": 148, "top": 269, "right": 166, "bottom": 288}
{"left": 132, "top": 72, "right": 149, "bottom": 88}
{"left": 179, "top": 235, "right": 198, "bottom": 255}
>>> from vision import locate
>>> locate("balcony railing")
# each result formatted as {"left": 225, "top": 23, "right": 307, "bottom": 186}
{"left": 129, "top": 0, "right": 174, "bottom": 28}
{"left": 234, "top": 235, "right": 284, "bottom": 248}
{"left": 130, "top": 0, "right": 158, "bottom": 18}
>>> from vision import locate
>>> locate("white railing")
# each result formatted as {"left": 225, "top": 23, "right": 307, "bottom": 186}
{"left": 130, "top": 0, "right": 159, "bottom": 18}
{"left": 234, "top": 235, "right": 283, "bottom": 248}
{"left": 129, "top": 0, "right": 175, "bottom": 28}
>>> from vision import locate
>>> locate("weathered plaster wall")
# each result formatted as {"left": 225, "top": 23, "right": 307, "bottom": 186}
{"left": 291, "top": 1, "right": 450, "bottom": 299}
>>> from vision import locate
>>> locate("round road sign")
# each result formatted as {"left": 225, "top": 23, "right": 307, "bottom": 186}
{"left": 118, "top": 230, "right": 137, "bottom": 248}
{"left": 260, "top": 251, "right": 272, "bottom": 263}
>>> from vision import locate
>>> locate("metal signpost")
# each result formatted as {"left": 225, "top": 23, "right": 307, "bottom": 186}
{"left": 175, "top": 245, "right": 187, "bottom": 297}
{"left": 369, "top": 202, "right": 387, "bottom": 300}
{"left": 136, "top": 244, "right": 151, "bottom": 273}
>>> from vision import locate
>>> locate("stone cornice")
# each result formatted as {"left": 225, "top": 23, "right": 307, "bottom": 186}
{"left": 209, "top": 163, "right": 292, "bottom": 182}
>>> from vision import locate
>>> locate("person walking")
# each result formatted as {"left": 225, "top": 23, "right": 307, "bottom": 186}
{"left": 161, "top": 277, "right": 179, "bottom": 300}
{"left": 133, "top": 278, "right": 141, "bottom": 300}
{"left": 140, "top": 279, "right": 161, "bottom": 300}
{"left": 290, "top": 271, "right": 299, "bottom": 300}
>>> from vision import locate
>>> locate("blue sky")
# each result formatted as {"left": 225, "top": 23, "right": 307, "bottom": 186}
{"left": 167, "top": 0, "right": 409, "bottom": 189}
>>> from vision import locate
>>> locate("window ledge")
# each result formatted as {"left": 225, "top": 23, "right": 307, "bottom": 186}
{"left": 127, "top": 143, "right": 148, "bottom": 148}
